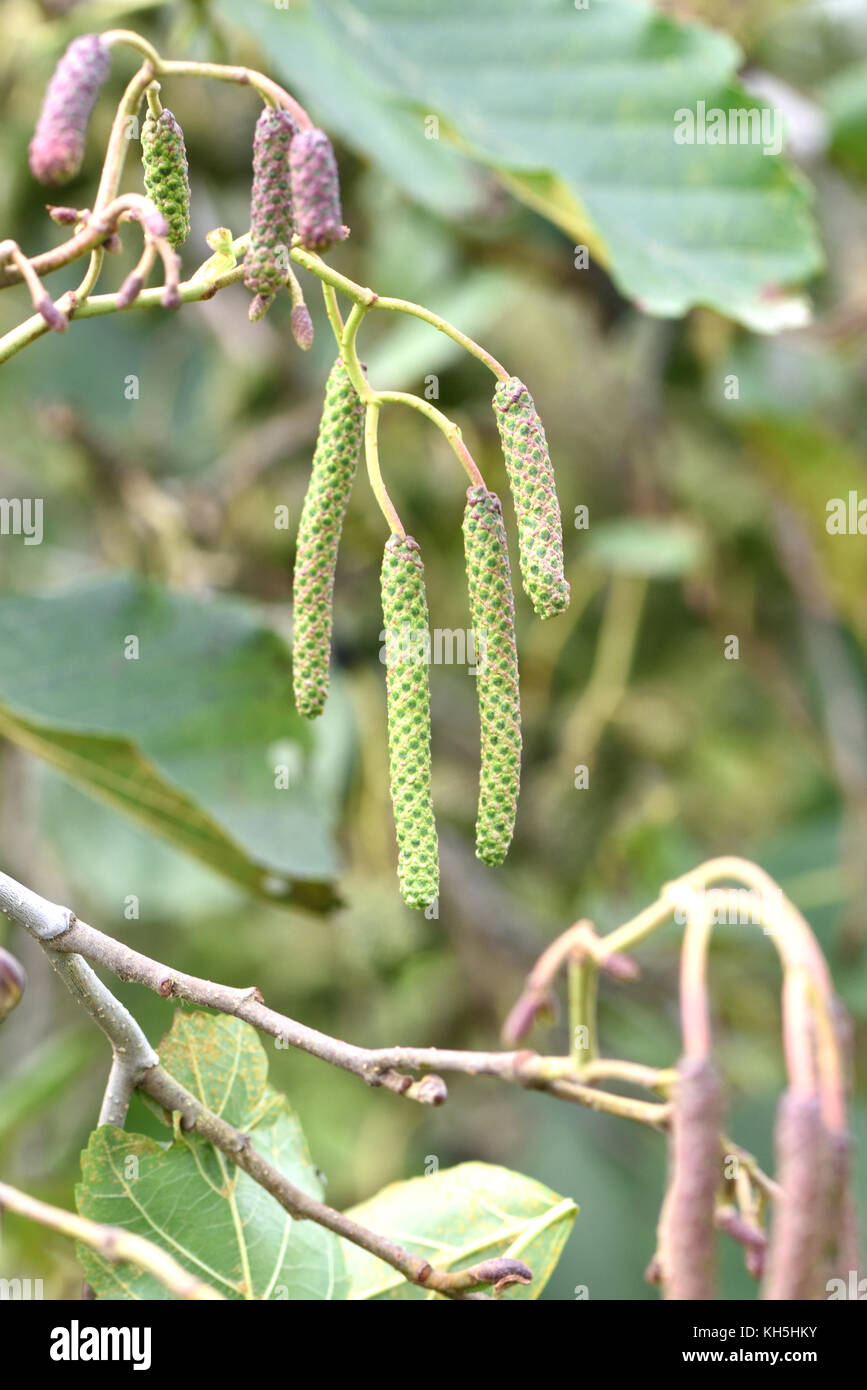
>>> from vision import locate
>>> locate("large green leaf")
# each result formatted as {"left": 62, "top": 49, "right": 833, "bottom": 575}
{"left": 76, "top": 1014, "right": 348, "bottom": 1300}
{"left": 0, "top": 575, "right": 343, "bottom": 909}
{"left": 218, "top": 0, "right": 822, "bottom": 329}
{"left": 342, "top": 1161, "right": 577, "bottom": 1299}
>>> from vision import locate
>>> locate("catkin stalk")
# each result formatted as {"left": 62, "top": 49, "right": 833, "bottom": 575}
{"left": 292, "top": 359, "right": 364, "bottom": 718}
{"left": 492, "top": 377, "right": 569, "bottom": 620}
{"left": 141, "top": 109, "right": 191, "bottom": 250}
{"left": 381, "top": 535, "right": 439, "bottom": 910}
{"left": 462, "top": 486, "right": 522, "bottom": 865}
{"left": 658, "top": 1056, "right": 724, "bottom": 1300}
{"left": 762, "top": 1091, "right": 829, "bottom": 1300}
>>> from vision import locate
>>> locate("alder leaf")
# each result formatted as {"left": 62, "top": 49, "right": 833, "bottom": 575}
{"left": 0, "top": 575, "right": 344, "bottom": 910}
{"left": 76, "top": 1013, "right": 348, "bottom": 1300}
{"left": 219, "top": 0, "right": 823, "bottom": 330}
{"left": 341, "top": 1161, "right": 577, "bottom": 1299}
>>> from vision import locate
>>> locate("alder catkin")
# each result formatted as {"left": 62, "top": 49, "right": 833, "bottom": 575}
{"left": 657, "top": 1056, "right": 724, "bottom": 1300}
{"left": 492, "top": 377, "right": 569, "bottom": 620}
{"left": 141, "top": 108, "right": 191, "bottom": 250}
{"left": 380, "top": 535, "right": 439, "bottom": 910}
{"left": 244, "top": 108, "right": 297, "bottom": 318}
{"left": 762, "top": 1091, "right": 830, "bottom": 1300}
{"left": 29, "top": 34, "right": 111, "bottom": 185}
{"left": 289, "top": 128, "right": 345, "bottom": 251}
{"left": 292, "top": 359, "right": 364, "bottom": 718}
{"left": 462, "top": 486, "right": 522, "bottom": 865}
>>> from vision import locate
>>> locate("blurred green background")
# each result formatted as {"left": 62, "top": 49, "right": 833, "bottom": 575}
{"left": 1, "top": 0, "right": 866, "bottom": 1299}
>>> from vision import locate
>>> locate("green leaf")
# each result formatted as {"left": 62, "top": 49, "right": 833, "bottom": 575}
{"left": 0, "top": 575, "right": 343, "bottom": 910}
{"left": 585, "top": 518, "right": 705, "bottom": 577}
{"left": 76, "top": 1013, "right": 348, "bottom": 1300}
{"left": 342, "top": 1161, "right": 577, "bottom": 1299}
{"left": 821, "top": 60, "right": 867, "bottom": 181}
{"left": 221, "top": 0, "right": 823, "bottom": 329}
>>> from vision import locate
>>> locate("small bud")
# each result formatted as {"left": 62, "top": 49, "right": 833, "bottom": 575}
{"left": 415, "top": 1074, "right": 447, "bottom": 1106}
{"left": 116, "top": 273, "right": 143, "bottom": 309}
{"left": 501, "top": 987, "right": 551, "bottom": 1046}
{"left": 101, "top": 232, "right": 122, "bottom": 255}
{"left": 141, "top": 206, "right": 169, "bottom": 240}
{"left": 29, "top": 35, "right": 111, "bottom": 185}
{"left": 46, "top": 204, "right": 82, "bottom": 225}
{"left": 38, "top": 295, "right": 67, "bottom": 332}
{"left": 0, "top": 947, "right": 26, "bottom": 1020}
{"left": 290, "top": 302, "right": 314, "bottom": 351}
{"left": 289, "top": 128, "right": 346, "bottom": 251}
{"left": 161, "top": 284, "right": 181, "bottom": 310}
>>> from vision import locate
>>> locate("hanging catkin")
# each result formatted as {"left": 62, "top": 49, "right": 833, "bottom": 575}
{"left": 292, "top": 359, "right": 364, "bottom": 718}
{"left": 244, "top": 107, "right": 297, "bottom": 318}
{"left": 380, "top": 535, "right": 439, "bottom": 909}
{"left": 141, "top": 108, "right": 191, "bottom": 250}
{"left": 657, "top": 1056, "right": 724, "bottom": 1300}
{"left": 289, "top": 128, "right": 345, "bottom": 251}
{"left": 462, "top": 486, "right": 521, "bottom": 865}
{"left": 492, "top": 377, "right": 569, "bottom": 620}
{"left": 29, "top": 34, "right": 111, "bottom": 185}
{"left": 762, "top": 1091, "right": 830, "bottom": 1300}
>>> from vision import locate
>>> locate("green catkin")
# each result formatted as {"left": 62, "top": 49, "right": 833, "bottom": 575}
{"left": 462, "top": 487, "right": 522, "bottom": 865}
{"left": 380, "top": 535, "right": 439, "bottom": 909}
{"left": 657, "top": 1056, "right": 724, "bottom": 1300}
{"left": 492, "top": 377, "right": 569, "bottom": 620}
{"left": 141, "top": 109, "right": 191, "bottom": 250}
{"left": 292, "top": 359, "right": 365, "bottom": 718}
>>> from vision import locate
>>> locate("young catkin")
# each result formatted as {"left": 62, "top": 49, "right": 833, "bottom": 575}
{"left": 244, "top": 108, "right": 297, "bottom": 318}
{"left": 762, "top": 1091, "right": 830, "bottom": 1300}
{"left": 658, "top": 1056, "right": 724, "bottom": 1300}
{"left": 462, "top": 486, "right": 522, "bottom": 865}
{"left": 380, "top": 535, "right": 439, "bottom": 909}
{"left": 492, "top": 377, "right": 569, "bottom": 620}
{"left": 29, "top": 34, "right": 111, "bottom": 185}
{"left": 289, "top": 128, "right": 345, "bottom": 251}
{"left": 141, "top": 109, "right": 191, "bottom": 250}
{"left": 292, "top": 359, "right": 364, "bottom": 718}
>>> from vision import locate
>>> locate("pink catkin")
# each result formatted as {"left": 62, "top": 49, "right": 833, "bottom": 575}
{"left": 658, "top": 1056, "right": 724, "bottom": 1300}
{"left": 762, "top": 1091, "right": 830, "bottom": 1300}
{"left": 29, "top": 35, "right": 111, "bottom": 186}
{"left": 289, "top": 129, "right": 345, "bottom": 251}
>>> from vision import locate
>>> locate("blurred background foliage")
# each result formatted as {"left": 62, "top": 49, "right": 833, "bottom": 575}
{"left": 0, "top": 0, "right": 866, "bottom": 1300}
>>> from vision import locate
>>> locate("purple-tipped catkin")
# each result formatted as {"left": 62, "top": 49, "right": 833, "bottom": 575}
{"left": 289, "top": 128, "right": 345, "bottom": 251}
{"left": 38, "top": 295, "right": 67, "bottom": 333}
{"left": 658, "top": 1056, "right": 724, "bottom": 1300}
{"left": 29, "top": 35, "right": 111, "bottom": 186}
{"left": 762, "top": 1091, "right": 829, "bottom": 1300}
{"left": 116, "top": 273, "right": 143, "bottom": 309}
{"left": 244, "top": 108, "right": 297, "bottom": 318}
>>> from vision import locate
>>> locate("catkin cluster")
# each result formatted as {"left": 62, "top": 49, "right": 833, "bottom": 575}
{"left": 141, "top": 109, "right": 191, "bottom": 250}
{"left": 29, "top": 34, "right": 111, "bottom": 186}
{"left": 380, "top": 535, "right": 439, "bottom": 910}
{"left": 244, "top": 108, "right": 298, "bottom": 319}
{"left": 493, "top": 377, "right": 569, "bottom": 620}
{"left": 657, "top": 1056, "right": 724, "bottom": 1300}
{"left": 292, "top": 359, "right": 365, "bottom": 718}
{"left": 462, "top": 487, "right": 521, "bottom": 865}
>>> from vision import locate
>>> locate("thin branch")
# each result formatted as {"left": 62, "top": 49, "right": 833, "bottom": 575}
{"left": 0, "top": 1181, "right": 225, "bottom": 1300}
